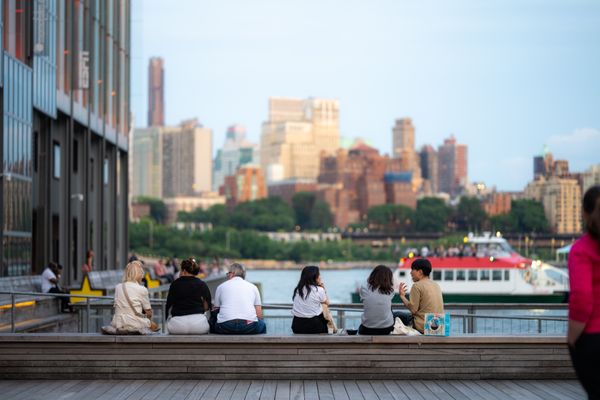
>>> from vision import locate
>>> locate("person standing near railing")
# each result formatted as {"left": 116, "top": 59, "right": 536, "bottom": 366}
{"left": 82, "top": 249, "right": 94, "bottom": 274}
{"left": 568, "top": 185, "right": 600, "bottom": 400}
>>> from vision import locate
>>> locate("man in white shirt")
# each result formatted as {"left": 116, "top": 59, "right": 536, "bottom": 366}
{"left": 213, "top": 263, "right": 266, "bottom": 334}
{"left": 41, "top": 262, "right": 71, "bottom": 312}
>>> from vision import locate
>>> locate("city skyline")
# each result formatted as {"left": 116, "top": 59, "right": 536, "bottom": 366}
{"left": 131, "top": 1, "right": 600, "bottom": 192}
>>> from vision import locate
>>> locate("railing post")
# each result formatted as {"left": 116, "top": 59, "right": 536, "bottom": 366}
{"left": 161, "top": 301, "right": 167, "bottom": 333}
{"left": 11, "top": 293, "right": 16, "bottom": 333}
{"left": 537, "top": 318, "right": 542, "bottom": 334}
{"left": 86, "top": 298, "right": 91, "bottom": 333}
{"left": 462, "top": 315, "right": 467, "bottom": 334}
{"left": 337, "top": 310, "right": 344, "bottom": 330}
{"left": 468, "top": 305, "right": 475, "bottom": 334}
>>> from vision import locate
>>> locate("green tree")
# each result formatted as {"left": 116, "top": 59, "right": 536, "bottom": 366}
{"left": 454, "top": 196, "right": 487, "bottom": 232}
{"left": 135, "top": 196, "right": 167, "bottom": 224}
{"left": 415, "top": 197, "right": 451, "bottom": 232}
{"left": 367, "top": 204, "right": 414, "bottom": 232}
{"left": 510, "top": 199, "right": 549, "bottom": 233}
{"left": 309, "top": 200, "right": 333, "bottom": 230}
{"left": 231, "top": 198, "right": 295, "bottom": 231}
{"left": 292, "top": 192, "right": 316, "bottom": 229}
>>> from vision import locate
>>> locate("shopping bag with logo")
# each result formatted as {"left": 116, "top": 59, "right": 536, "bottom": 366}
{"left": 423, "top": 313, "right": 450, "bottom": 336}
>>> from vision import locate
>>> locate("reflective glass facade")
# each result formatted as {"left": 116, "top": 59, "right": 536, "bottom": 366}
{"left": 2, "top": 53, "right": 33, "bottom": 276}
{"left": 33, "top": 0, "right": 57, "bottom": 118}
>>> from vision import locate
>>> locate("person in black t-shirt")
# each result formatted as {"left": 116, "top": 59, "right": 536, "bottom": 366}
{"left": 165, "top": 258, "right": 212, "bottom": 334}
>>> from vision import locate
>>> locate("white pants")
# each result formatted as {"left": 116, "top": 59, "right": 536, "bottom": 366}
{"left": 167, "top": 313, "right": 210, "bottom": 335}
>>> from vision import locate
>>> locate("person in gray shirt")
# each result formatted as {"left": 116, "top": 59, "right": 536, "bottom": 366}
{"left": 359, "top": 265, "right": 398, "bottom": 335}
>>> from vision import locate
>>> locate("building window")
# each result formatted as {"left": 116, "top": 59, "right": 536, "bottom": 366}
{"left": 468, "top": 270, "right": 478, "bottom": 281}
{"left": 444, "top": 270, "right": 454, "bottom": 281}
{"left": 480, "top": 270, "right": 490, "bottom": 281}
{"left": 73, "top": 140, "right": 79, "bottom": 173}
{"left": 53, "top": 142, "right": 61, "bottom": 179}
{"left": 103, "top": 158, "right": 109, "bottom": 185}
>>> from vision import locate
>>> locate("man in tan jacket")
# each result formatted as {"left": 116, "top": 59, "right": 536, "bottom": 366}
{"left": 399, "top": 258, "right": 444, "bottom": 333}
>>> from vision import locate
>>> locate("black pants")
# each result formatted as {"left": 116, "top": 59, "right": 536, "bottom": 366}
{"left": 48, "top": 287, "right": 70, "bottom": 312}
{"left": 569, "top": 333, "right": 600, "bottom": 400}
{"left": 292, "top": 314, "right": 328, "bottom": 334}
{"left": 358, "top": 324, "right": 394, "bottom": 335}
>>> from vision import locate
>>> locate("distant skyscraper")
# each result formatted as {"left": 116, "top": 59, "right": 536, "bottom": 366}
{"left": 132, "top": 119, "right": 212, "bottom": 199}
{"left": 525, "top": 177, "right": 581, "bottom": 233}
{"left": 261, "top": 97, "right": 340, "bottom": 182}
{"left": 148, "top": 57, "right": 165, "bottom": 127}
{"left": 420, "top": 145, "right": 439, "bottom": 193}
{"left": 392, "top": 118, "right": 422, "bottom": 191}
{"left": 438, "top": 135, "right": 468, "bottom": 196}
{"left": 213, "top": 125, "right": 258, "bottom": 191}
{"left": 392, "top": 118, "right": 415, "bottom": 157}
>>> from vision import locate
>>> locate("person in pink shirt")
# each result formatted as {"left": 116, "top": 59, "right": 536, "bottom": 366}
{"left": 568, "top": 185, "right": 600, "bottom": 399}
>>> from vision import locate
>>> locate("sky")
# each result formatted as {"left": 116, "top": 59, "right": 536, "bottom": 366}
{"left": 130, "top": 0, "right": 600, "bottom": 191}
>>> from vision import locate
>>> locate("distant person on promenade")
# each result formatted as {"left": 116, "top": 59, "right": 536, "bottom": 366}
{"left": 82, "top": 249, "right": 94, "bottom": 274}
{"left": 399, "top": 258, "right": 444, "bottom": 333}
{"left": 213, "top": 263, "right": 266, "bottom": 334}
{"left": 166, "top": 258, "right": 212, "bottom": 335}
{"left": 568, "top": 185, "right": 600, "bottom": 399}
{"left": 41, "top": 262, "right": 70, "bottom": 312}
{"left": 110, "top": 261, "right": 155, "bottom": 333}
{"left": 291, "top": 266, "right": 329, "bottom": 334}
{"left": 358, "top": 265, "right": 399, "bottom": 335}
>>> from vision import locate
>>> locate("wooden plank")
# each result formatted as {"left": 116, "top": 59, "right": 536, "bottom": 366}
{"left": 290, "top": 380, "right": 304, "bottom": 400}
{"left": 368, "top": 381, "right": 395, "bottom": 400}
{"left": 449, "top": 381, "right": 487, "bottom": 400}
{"left": 540, "top": 381, "right": 582, "bottom": 400}
{"left": 407, "top": 381, "right": 438, "bottom": 400}
{"left": 317, "top": 381, "right": 335, "bottom": 400}
{"left": 393, "top": 381, "right": 424, "bottom": 400}
{"left": 260, "top": 380, "right": 277, "bottom": 400}
{"left": 421, "top": 382, "right": 454, "bottom": 400}
{"left": 229, "top": 380, "right": 251, "bottom": 400}
{"left": 96, "top": 380, "right": 135, "bottom": 400}
{"left": 303, "top": 381, "right": 319, "bottom": 400}
{"left": 550, "top": 380, "right": 586, "bottom": 398}
{"left": 123, "top": 380, "right": 163, "bottom": 400}
{"left": 245, "top": 380, "right": 265, "bottom": 400}
{"left": 459, "top": 380, "right": 498, "bottom": 400}
{"left": 471, "top": 381, "right": 512, "bottom": 400}
{"left": 512, "top": 381, "right": 563, "bottom": 400}
{"left": 330, "top": 381, "right": 350, "bottom": 400}
{"left": 12, "top": 379, "right": 66, "bottom": 400}
{"left": 382, "top": 381, "right": 409, "bottom": 400}
{"left": 275, "top": 380, "right": 291, "bottom": 400}
{"left": 170, "top": 380, "right": 200, "bottom": 400}
{"left": 215, "top": 381, "right": 238, "bottom": 400}
{"left": 0, "top": 380, "right": 45, "bottom": 399}
{"left": 491, "top": 381, "right": 543, "bottom": 400}
{"left": 111, "top": 380, "right": 148, "bottom": 400}
{"left": 185, "top": 381, "right": 213, "bottom": 400}
{"left": 148, "top": 380, "right": 186, "bottom": 400}
{"left": 356, "top": 381, "right": 378, "bottom": 400}
{"left": 200, "top": 381, "right": 225, "bottom": 400}
{"left": 31, "top": 379, "right": 83, "bottom": 400}
{"left": 435, "top": 381, "right": 473, "bottom": 400}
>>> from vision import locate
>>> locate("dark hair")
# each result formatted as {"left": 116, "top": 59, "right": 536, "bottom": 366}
{"left": 411, "top": 258, "right": 432, "bottom": 277}
{"left": 583, "top": 185, "right": 600, "bottom": 245}
{"left": 367, "top": 265, "right": 394, "bottom": 295}
{"left": 180, "top": 258, "right": 200, "bottom": 275}
{"left": 293, "top": 266, "right": 320, "bottom": 300}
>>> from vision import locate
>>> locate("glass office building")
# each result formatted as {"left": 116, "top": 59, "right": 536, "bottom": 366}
{"left": 1, "top": 0, "right": 130, "bottom": 282}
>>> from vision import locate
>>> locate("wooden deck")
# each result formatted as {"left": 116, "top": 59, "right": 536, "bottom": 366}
{"left": 0, "top": 379, "right": 586, "bottom": 399}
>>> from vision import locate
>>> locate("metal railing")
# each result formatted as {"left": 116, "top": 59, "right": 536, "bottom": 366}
{"left": 1, "top": 290, "right": 568, "bottom": 335}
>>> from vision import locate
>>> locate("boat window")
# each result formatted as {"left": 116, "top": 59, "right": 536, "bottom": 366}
{"left": 398, "top": 271, "right": 406, "bottom": 277}
{"left": 492, "top": 270, "right": 502, "bottom": 281}
{"left": 468, "top": 270, "right": 478, "bottom": 281}
{"left": 444, "top": 270, "right": 454, "bottom": 281}
{"left": 456, "top": 270, "right": 466, "bottom": 281}
{"left": 432, "top": 270, "right": 442, "bottom": 281}
{"left": 480, "top": 270, "right": 490, "bottom": 280}
{"left": 504, "top": 270, "right": 510, "bottom": 281}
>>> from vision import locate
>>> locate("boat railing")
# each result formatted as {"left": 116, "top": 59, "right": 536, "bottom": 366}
{"left": 1, "top": 290, "right": 568, "bottom": 335}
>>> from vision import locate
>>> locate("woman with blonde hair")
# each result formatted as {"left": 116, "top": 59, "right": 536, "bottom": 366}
{"left": 110, "top": 261, "right": 155, "bottom": 333}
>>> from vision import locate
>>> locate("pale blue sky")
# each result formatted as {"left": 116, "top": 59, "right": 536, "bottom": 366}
{"left": 131, "top": 0, "right": 600, "bottom": 191}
